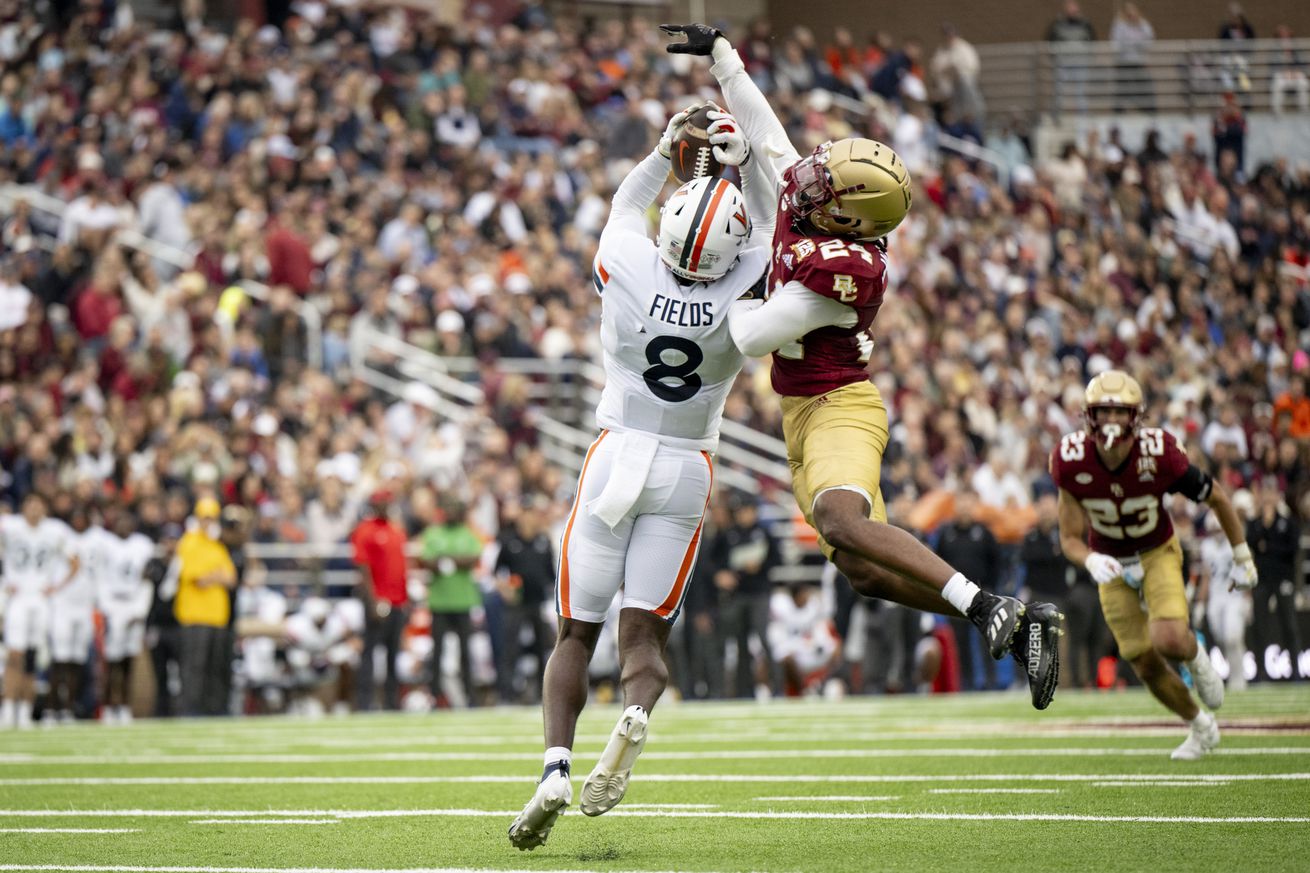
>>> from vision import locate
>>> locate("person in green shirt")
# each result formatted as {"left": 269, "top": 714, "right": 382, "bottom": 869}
{"left": 419, "top": 496, "right": 485, "bottom": 707}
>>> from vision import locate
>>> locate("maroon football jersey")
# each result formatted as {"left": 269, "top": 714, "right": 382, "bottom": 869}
{"left": 766, "top": 217, "right": 888, "bottom": 397}
{"left": 1049, "top": 426, "right": 1192, "bottom": 557}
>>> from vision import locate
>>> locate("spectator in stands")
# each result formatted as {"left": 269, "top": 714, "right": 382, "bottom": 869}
{"left": 1110, "top": 3, "right": 1156, "bottom": 112}
{"left": 930, "top": 24, "right": 984, "bottom": 123}
{"left": 1218, "top": 3, "right": 1255, "bottom": 41}
{"left": 1046, "top": 0, "right": 1095, "bottom": 113}
{"left": 419, "top": 495, "right": 484, "bottom": 707}
{"left": 711, "top": 492, "right": 782, "bottom": 700}
{"left": 174, "top": 498, "right": 237, "bottom": 717}
{"left": 1270, "top": 25, "right": 1309, "bottom": 114}
{"left": 0, "top": 256, "right": 31, "bottom": 332}
{"left": 1274, "top": 376, "right": 1310, "bottom": 440}
{"left": 351, "top": 489, "right": 411, "bottom": 711}
{"left": 1213, "top": 91, "right": 1247, "bottom": 173}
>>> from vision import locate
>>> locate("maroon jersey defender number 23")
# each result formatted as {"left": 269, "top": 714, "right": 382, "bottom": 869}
{"left": 766, "top": 219, "right": 888, "bottom": 398}
{"left": 1049, "top": 427, "right": 1191, "bottom": 557}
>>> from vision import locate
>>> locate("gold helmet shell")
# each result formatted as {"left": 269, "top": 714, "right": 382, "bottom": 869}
{"left": 1083, "top": 370, "right": 1144, "bottom": 447}
{"left": 785, "top": 138, "right": 912, "bottom": 240}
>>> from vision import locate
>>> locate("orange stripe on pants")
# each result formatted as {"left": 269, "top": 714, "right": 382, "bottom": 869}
{"left": 654, "top": 451, "right": 714, "bottom": 618}
{"left": 557, "top": 430, "right": 609, "bottom": 620}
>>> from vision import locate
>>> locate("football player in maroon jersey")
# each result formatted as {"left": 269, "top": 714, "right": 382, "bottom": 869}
{"left": 1051, "top": 370, "right": 1259, "bottom": 759}
{"left": 664, "top": 23, "right": 1062, "bottom": 710}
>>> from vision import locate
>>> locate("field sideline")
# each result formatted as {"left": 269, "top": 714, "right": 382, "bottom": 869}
{"left": 0, "top": 686, "right": 1307, "bottom": 873}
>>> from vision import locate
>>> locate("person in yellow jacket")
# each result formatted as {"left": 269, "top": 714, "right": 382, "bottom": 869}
{"left": 175, "top": 498, "right": 237, "bottom": 716}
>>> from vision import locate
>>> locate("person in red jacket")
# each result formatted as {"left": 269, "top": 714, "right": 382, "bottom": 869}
{"left": 350, "top": 490, "right": 410, "bottom": 710}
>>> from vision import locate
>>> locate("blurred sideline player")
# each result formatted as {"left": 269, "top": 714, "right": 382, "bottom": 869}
{"left": 284, "top": 596, "right": 363, "bottom": 715}
{"left": 100, "top": 513, "right": 156, "bottom": 723}
{"left": 48, "top": 507, "right": 101, "bottom": 723}
{"left": 1197, "top": 513, "right": 1251, "bottom": 692}
{"left": 1051, "top": 370, "right": 1258, "bottom": 760}
{"left": 0, "top": 494, "right": 79, "bottom": 729}
{"left": 663, "top": 23, "right": 1061, "bottom": 709}
{"left": 767, "top": 582, "right": 842, "bottom": 697}
{"left": 509, "top": 106, "right": 768, "bottom": 850}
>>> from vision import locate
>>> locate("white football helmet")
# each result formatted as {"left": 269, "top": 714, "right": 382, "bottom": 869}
{"left": 658, "top": 175, "right": 750, "bottom": 282}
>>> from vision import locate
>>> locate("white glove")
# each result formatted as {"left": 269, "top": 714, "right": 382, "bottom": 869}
{"left": 1228, "top": 543, "right": 1258, "bottom": 591}
{"left": 1085, "top": 552, "right": 1124, "bottom": 586}
{"left": 707, "top": 109, "right": 749, "bottom": 166}
{"left": 657, "top": 105, "right": 697, "bottom": 159}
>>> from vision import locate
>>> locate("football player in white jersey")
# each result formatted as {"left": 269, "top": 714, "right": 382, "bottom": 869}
{"left": 100, "top": 513, "right": 156, "bottom": 724}
{"left": 47, "top": 507, "right": 103, "bottom": 723}
{"left": 510, "top": 107, "right": 770, "bottom": 850}
{"left": 0, "top": 494, "right": 79, "bottom": 729}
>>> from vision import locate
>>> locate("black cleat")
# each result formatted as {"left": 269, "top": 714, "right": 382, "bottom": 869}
{"left": 966, "top": 593, "right": 1024, "bottom": 661}
{"left": 1010, "top": 602, "right": 1063, "bottom": 711}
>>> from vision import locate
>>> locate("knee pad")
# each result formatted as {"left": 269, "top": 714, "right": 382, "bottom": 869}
{"left": 23, "top": 649, "right": 37, "bottom": 673}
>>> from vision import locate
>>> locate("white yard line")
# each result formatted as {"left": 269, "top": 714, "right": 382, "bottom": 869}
{"left": 0, "top": 772, "right": 1306, "bottom": 786}
{"left": 0, "top": 828, "right": 140, "bottom": 834}
{"left": 189, "top": 820, "right": 340, "bottom": 825}
{"left": 1091, "top": 781, "right": 1231, "bottom": 788}
{"left": 753, "top": 796, "right": 900, "bottom": 802}
{"left": 0, "top": 808, "right": 1305, "bottom": 824}
{"left": 3, "top": 747, "right": 1308, "bottom": 765}
{"left": 928, "top": 789, "right": 1062, "bottom": 795}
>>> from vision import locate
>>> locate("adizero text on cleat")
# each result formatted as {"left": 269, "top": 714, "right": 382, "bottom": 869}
{"left": 1010, "top": 601, "right": 1063, "bottom": 710}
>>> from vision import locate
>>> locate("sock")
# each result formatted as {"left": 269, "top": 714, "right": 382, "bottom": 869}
{"left": 943, "top": 573, "right": 983, "bottom": 616}
{"left": 16, "top": 701, "right": 32, "bottom": 724}
{"left": 542, "top": 746, "right": 571, "bottom": 780}
{"left": 0, "top": 699, "right": 13, "bottom": 726}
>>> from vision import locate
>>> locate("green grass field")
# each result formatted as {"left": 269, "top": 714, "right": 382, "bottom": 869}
{"left": 0, "top": 685, "right": 1308, "bottom": 873}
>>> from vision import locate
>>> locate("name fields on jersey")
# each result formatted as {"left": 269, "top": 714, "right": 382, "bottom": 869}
{"left": 649, "top": 293, "right": 714, "bottom": 328}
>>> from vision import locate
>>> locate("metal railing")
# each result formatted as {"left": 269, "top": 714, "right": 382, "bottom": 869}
{"left": 977, "top": 37, "right": 1310, "bottom": 119}
{"left": 351, "top": 330, "right": 796, "bottom": 498}
{"left": 0, "top": 183, "right": 323, "bottom": 370}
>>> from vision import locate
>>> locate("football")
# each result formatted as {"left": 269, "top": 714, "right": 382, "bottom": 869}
{"left": 670, "top": 103, "right": 724, "bottom": 183}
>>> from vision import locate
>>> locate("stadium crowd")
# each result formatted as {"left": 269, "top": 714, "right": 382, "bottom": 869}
{"left": 0, "top": 0, "right": 1307, "bottom": 720}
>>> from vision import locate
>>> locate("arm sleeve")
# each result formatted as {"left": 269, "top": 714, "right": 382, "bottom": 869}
{"left": 726, "top": 280, "right": 858, "bottom": 358}
{"left": 710, "top": 43, "right": 800, "bottom": 192}
{"left": 601, "top": 149, "right": 669, "bottom": 244}
{"left": 740, "top": 140, "right": 776, "bottom": 247}
{"left": 1166, "top": 464, "right": 1214, "bottom": 502}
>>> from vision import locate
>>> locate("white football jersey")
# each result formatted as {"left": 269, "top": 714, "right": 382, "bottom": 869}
{"left": 102, "top": 531, "right": 155, "bottom": 607}
{"left": 592, "top": 230, "right": 768, "bottom": 452}
{"left": 0, "top": 515, "right": 74, "bottom": 597}
{"left": 56, "top": 527, "right": 108, "bottom": 608}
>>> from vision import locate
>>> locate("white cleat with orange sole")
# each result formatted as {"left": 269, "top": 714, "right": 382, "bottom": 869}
{"left": 581, "top": 705, "right": 649, "bottom": 816}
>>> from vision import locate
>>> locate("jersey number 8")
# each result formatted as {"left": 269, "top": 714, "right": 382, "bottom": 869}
{"left": 643, "top": 336, "right": 703, "bottom": 402}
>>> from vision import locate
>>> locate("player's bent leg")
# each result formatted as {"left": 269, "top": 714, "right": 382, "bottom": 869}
{"left": 1150, "top": 618, "right": 1222, "bottom": 711}
{"left": 543, "top": 618, "right": 604, "bottom": 750}
{"left": 581, "top": 608, "right": 668, "bottom": 817}
{"left": 1130, "top": 649, "right": 1199, "bottom": 722}
{"left": 832, "top": 549, "right": 955, "bottom": 614}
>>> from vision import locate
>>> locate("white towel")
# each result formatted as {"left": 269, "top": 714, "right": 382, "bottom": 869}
{"left": 586, "top": 431, "right": 659, "bottom": 532}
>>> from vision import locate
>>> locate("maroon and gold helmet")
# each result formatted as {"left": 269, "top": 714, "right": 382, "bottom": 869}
{"left": 1083, "top": 370, "right": 1144, "bottom": 449}
{"left": 781, "top": 138, "right": 912, "bottom": 241}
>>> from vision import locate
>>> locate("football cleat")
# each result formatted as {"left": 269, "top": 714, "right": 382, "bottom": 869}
{"left": 966, "top": 593, "right": 1025, "bottom": 661}
{"left": 581, "top": 705, "right": 649, "bottom": 816}
{"left": 1187, "top": 648, "right": 1225, "bottom": 711}
{"left": 1171, "top": 711, "right": 1220, "bottom": 761}
{"left": 508, "top": 766, "right": 572, "bottom": 851}
{"left": 1009, "top": 602, "right": 1063, "bottom": 710}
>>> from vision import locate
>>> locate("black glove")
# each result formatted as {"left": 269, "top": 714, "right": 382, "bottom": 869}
{"left": 660, "top": 23, "right": 723, "bottom": 56}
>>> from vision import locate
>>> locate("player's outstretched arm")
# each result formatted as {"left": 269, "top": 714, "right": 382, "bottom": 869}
{"left": 727, "top": 280, "right": 851, "bottom": 358}
{"left": 705, "top": 109, "right": 774, "bottom": 246}
{"left": 661, "top": 24, "right": 798, "bottom": 188}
